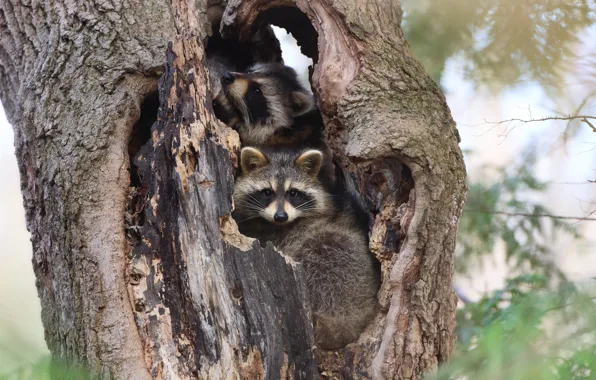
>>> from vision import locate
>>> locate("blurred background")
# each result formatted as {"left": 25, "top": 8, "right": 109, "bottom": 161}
{"left": 1, "top": 0, "right": 595, "bottom": 378}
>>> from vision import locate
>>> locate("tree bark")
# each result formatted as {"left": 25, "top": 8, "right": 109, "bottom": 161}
{"left": 0, "top": 0, "right": 466, "bottom": 379}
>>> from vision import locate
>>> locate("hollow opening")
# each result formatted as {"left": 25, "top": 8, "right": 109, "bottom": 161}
{"left": 208, "top": 6, "right": 415, "bottom": 371}
{"left": 125, "top": 89, "right": 159, "bottom": 249}
{"left": 258, "top": 6, "right": 319, "bottom": 96}
{"left": 128, "top": 90, "right": 159, "bottom": 188}
{"left": 256, "top": 6, "right": 319, "bottom": 64}
{"left": 271, "top": 26, "right": 314, "bottom": 92}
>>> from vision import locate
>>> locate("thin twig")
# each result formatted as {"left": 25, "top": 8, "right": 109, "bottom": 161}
{"left": 582, "top": 117, "right": 596, "bottom": 132}
{"left": 464, "top": 209, "right": 596, "bottom": 221}
{"left": 483, "top": 115, "right": 596, "bottom": 131}
{"left": 547, "top": 180, "right": 596, "bottom": 185}
{"left": 563, "top": 94, "right": 594, "bottom": 139}
{"left": 543, "top": 296, "right": 596, "bottom": 314}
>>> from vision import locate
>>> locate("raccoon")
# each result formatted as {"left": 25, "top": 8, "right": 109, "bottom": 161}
{"left": 220, "top": 62, "right": 324, "bottom": 148}
{"left": 233, "top": 147, "right": 380, "bottom": 350}
{"left": 219, "top": 62, "right": 343, "bottom": 194}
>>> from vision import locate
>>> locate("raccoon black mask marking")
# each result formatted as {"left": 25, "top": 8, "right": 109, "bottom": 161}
{"left": 233, "top": 147, "right": 332, "bottom": 225}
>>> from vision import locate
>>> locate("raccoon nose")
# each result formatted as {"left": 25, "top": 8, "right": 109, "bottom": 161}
{"left": 222, "top": 72, "right": 235, "bottom": 85}
{"left": 274, "top": 211, "right": 288, "bottom": 223}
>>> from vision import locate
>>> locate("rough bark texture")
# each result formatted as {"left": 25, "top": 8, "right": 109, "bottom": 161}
{"left": 0, "top": 1, "right": 174, "bottom": 377}
{"left": 126, "top": 36, "right": 317, "bottom": 379}
{"left": 0, "top": 0, "right": 466, "bottom": 379}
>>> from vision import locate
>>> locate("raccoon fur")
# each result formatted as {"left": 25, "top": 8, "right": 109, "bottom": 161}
{"left": 220, "top": 62, "right": 325, "bottom": 148}
{"left": 233, "top": 147, "right": 380, "bottom": 350}
{"left": 205, "top": 4, "right": 271, "bottom": 128}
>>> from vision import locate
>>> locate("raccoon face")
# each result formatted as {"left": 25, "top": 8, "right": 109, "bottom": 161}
{"left": 233, "top": 147, "right": 332, "bottom": 225}
{"left": 221, "top": 63, "right": 314, "bottom": 139}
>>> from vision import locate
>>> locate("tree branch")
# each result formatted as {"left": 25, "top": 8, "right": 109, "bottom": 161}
{"left": 464, "top": 209, "right": 596, "bottom": 221}
{"left": 484, "top": 115, "right": 596, "bottom": 132}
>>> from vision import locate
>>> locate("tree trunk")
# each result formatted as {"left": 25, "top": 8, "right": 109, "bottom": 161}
{"left": 0, "top": 0, "right": 466, "bottom": 379}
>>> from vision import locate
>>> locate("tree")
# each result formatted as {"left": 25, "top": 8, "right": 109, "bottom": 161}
{"left": 0, "top": 0, "right": 466, "bottom": 378}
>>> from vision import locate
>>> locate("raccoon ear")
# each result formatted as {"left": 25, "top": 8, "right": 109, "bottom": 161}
{"left": 290, "top": 91, "right": 314, "bottom": 116}
{"left": 241, "top": 147, "right": 269, "bottom": 173}
{"left": 296, "top": 150, "right": 323, "bottom": 177}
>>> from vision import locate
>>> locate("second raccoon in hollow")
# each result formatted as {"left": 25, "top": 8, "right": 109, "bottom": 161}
{"left": 233, "top": 147, "right": 380, "bottom": 350}
{"left": 220, "top": 63, "right": 324, "bottom": 149}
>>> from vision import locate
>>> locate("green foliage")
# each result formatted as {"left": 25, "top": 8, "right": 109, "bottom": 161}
{"left": 0, "top": 356, "right": 91, "bottom": 380}
{"left": 402, "top": 0, "right": 596, "bottom": 91}
{"left": 457, "top": 152, "right": 579, "bottom": 278}
{"left": 0, "top": 330, "right": 89, "bottom": 380}
{"left": 432, "top": 276, "right": 596, "bottom": 380}
{"left": 448, "top": 145, "right": 595, "bottom": 379}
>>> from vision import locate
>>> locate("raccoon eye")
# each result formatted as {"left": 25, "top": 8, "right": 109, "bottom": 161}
{"left": 252, "top": 87, "right": 261, "bottom": 95}
{"left": 261, "top": 188, "right": 273, "bottom": 197}
{"left": 289, "top": 189, "right": 298, "bottom": 197}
